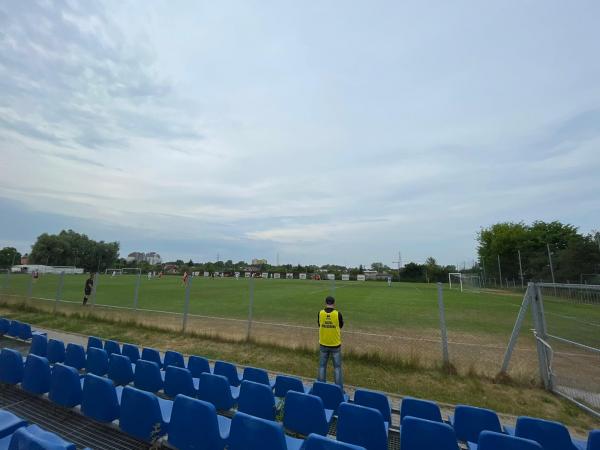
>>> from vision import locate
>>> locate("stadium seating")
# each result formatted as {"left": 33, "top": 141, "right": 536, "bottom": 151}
{"left": 49, "top": 363, "right": 83, "bottom": 408}
{"left": 0, "top": 348, "right": 24, "bottom": 384}
{"left": 353, "top": 389, "right": 391, "bottom": 432}
{"left": 119, "top": 386, "right": 172, "bottom": 441}
{"left": 167, "top": 395, "right": 231, "bottom": 450}
{"left": 400, "top": 416, "right": 460, "bottom": 450}
{"left": 275, "top": 374, "right": 310, "bottom": 397}
{"left": 47, "top": 338, "right": 66, "bottom": 364}
{"left": 0, "top": 410, "right": 27, "bottom": 439}
{"left": 188, "top": 355, "right": 211, "bottom": 377}
{"left": 86, "top": 336, "right": 103, "bottom": 351}
{"left": 588, "top": 430, "right": 600, "bottom": 450}
{"left": 164, "top": 350, "right": 185, "bottom": 368}
{"left": 103, "top": 339, "right": 121, "bottom": 357}
{"left": 29, "top": 334, "right": 47, "bottom": 357}
{"left": 302, "top": 434, "right": 366, "bottom": 450}
{"left": 243, "top": 366, "right": 276, "bottom": 388}
{"left": 228, "top": 411, "right": 303, "bottom": 450}
{"left": 7, "top": 321, "right": 20, "bottom": 338}
{"left": 164, "top": 366, "right": 199, "bottom": 398}
{"left": 0, "top": 319, "right": 9, "bottom": 336}
{"left": 238, "top": 380, "right": 277, "bottom": 421}
{"left": 121, "top": 343, "right": 140, "bottom": 364}
{"left": 336, "top": 402, "right": 388, "bottom": 450}
{"left": 64, "top": 343, "right": 86, "bottom": 370}
{"left": 18, "top": 322, "right": 42, "bottom": 341}
{"left": 134, "top": 359, "right": 165, "bottom": 393}
{"left": 85, "top": 347, "right": 109, "bottom": 376}
{"left": 1, "top": 424, "right": 76, "bottom": 450}
{"left": 509, "top": 416, "right": 587, "bottom": 450}
{"left": 450, "top": 404, "right": 503, "bottom": 444}
{"left": 310, "top": 381, "right": 348, "bottom": 412}
{"left": 197, "top": 373, "right": 240, "bottom": 411}
{"left": 469, "top": 430, "right": 542, "bottom": 450}
{"left": 213, "top": 360, "right": 243, "bottom": 387}
{"left": 81, "top": 373, "right": 122, "bottom": 423}
{"left": 141, "top": 347, "right": 163, "bottom": 369}
{"left": 284, "top": 391, "right": 333, "bottom": 436}
{"left": 108, "top": 353, "right": 135, "bottom": 386}
{"left": 400, "top": 396, "right": 443, "bottom": 423}
{"left": 22, "top": 354, "right": 51, "bottom": 395}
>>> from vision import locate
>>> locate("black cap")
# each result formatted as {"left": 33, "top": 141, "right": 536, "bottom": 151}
{"left": 325, "top": 296, "right": 335, "bottom": 305}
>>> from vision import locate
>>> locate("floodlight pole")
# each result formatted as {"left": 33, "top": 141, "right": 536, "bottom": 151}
{"left": 518, "top": 250, "right": 524, "bottom": 289}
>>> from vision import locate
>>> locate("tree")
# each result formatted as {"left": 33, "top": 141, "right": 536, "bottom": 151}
{"left": 0, "top": 247, "right": 21, "bottom": 268}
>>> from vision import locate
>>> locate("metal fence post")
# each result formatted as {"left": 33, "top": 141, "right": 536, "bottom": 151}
{"left": 437, "top": 283, "right": 450, "bottom": 367}
{"left": 500, "top": 283, "right": 532, "bottom": 374}
{"left": 531, "top": 283, "right": 552, "bottom": 389}
{"left": 247, "top": 276, "right": 255, "bottom": 340}
{"left": 54, "top": 271, "right": 65, "bottom": 313}
{"left": 133, "top": 272, "right": 141, "bottom": 310}
{"left": 182, "top": 275, "right": 193, "bottom": 332}
{"left": 91, "top": 272, "right": 99, "bottom": 307}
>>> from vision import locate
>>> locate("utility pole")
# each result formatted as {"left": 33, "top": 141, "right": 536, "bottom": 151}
{"left": 547, "top": 243, "right": 556, "bottom": 285}
{"left": 497, "top": 254, "right": 503, "bottom": 288}
{"left": 518, "top": 249, "right": 524, "bottom": 288}
{"left": 392, "top": 251, "right": 402, "bottom": 281}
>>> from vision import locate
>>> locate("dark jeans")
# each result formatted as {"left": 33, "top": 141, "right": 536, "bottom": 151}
{"left": 317, "top": 345, "right": 343, "bottom": 389}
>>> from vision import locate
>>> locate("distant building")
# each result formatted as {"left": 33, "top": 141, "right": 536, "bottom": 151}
{"left": 126, "top": 252, "right": 145, "bottom": 263}
{"left": 363, "top": 270, "right": 378, "bottom": 280}
{"left": 126, "top": 252, "right": 162, "bottom": 265}
{"left": 252, "top": 258, "right": 267, "bottom": 265}
{"left": 145, "top": 252, "right": 162, "bottom": 265}
{"left": 20, "top": 254, "right": 29, "bottom": 265}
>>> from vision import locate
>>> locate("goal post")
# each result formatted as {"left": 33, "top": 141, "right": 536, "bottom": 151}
{"left": 449, "top": 273, "right": 463, "bottom": 291}
{"left": 449, "top": 273, "right": 482, "bottom": 292}
{"left": 105, "top": 268, "right": 123, "bottom": 275}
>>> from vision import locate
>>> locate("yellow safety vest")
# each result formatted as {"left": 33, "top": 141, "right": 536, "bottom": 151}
{"left": 319, "top": 309, "right": 341, "bottom": 347}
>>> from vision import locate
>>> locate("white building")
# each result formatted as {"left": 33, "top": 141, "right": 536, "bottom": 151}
{"left": 145, "top": 252, "right": 162, "bottom": 265}
{"left": 126, "top": 252, "right": 162, "bottom": 265}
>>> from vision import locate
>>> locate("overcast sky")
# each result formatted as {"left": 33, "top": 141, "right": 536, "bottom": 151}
{"left": 1, "top": 1, "right": 599, "bottom": 267}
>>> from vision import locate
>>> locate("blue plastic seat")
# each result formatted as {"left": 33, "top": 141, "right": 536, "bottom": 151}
{"left": 275, "top": 374, "right": 310, "bottom": 397}
{"left": 468, "top": 431, "right": 542, "bottom": 450}
{"left": 87, "top": 336, "right": 103, "bottom": 351}
{"left": 18, "top": 323, "right": 33, "bottom": 340}
{"left": 64, "top": 343, "right": 86, "bottom": 370}
{"left": 134, "top": 359, "right": 164, "bottom": 393}
{"left": 354, "top": 389, "right": 391, "bottom": 431}
{"left": 336, "top": 402, "right": 388, "bottom": 450}
{"left": 0, "top": 319, "right": 9, "bottom": 336}
{"left": 119, "top": 386, "right": 172, "bottom": 441}
{"left": 0, "top": 410, "right": 27, "bottom": 439}
{"left": 108, "top": 353, "right": 134, "bottom": 386}
{"left": 243, "top": 366, "right": 275, "bottom": 388}
{"left": 284, "top": 391, "right": 333, "bottom": 436}
{"left": 29, "top": 334, "right": 47, "bottom": 357}
{"left": 197, "top": 373, "right": 239, "bottom": 411}
{"left": 7, "top": 321, "right": 20, "bottom": 338}
{"left": 168, "top": 394, "right": 231, "bottom": 450}
{"left": 213, "top": 360, "right": 242, "bottom": 386}
{"left": 450, "top": 405, "right": 503, "bottom": 444}
{"left": 512, "top": 416, "right": 583, "bottom": 450}
{"left": 122, "top": 343, "right": 140, "bottom": 364}
{"left": 302, "top": 434, "right": 366, "bottom": 450}
{"left": 588, "top": 430, "right": 600, "bottom": 450}
{"left": 400, "top": 416, "right": 459, "bottom": 450}
{"left": 22, "top": 354, "right": 51, "bottom": 395}
{"left": 238, "top": 380, "right": 276, "bottom": 420}
{"left": 104, "top": 339, "right": 121, "bottom": 357}
{"left": 47, "top": 339, "right": 66, "bottom": 364}
{"left": 164, "top": 350, "right": 185, "bottom": 369}
{"left": 85, "top": 347, "right": 109, "bottom": 376}
{"left": 164, "top": 366, "right": 198, "bottom": 398}
{"left": 141, "top": 347, "right": 163, "bottom": 369}
{"left": 400, "top": 396, "right": 443, "bottom": 422}
{"left": 188, "top": 355, "right": 211, "bottom": 377}
{"left": 311, "top": 381, "right": 348, "bottom": 412}
{"left": 49, "top": 363, "right": 83, "bottom": 408}
{"left": 0, "top": 348, "right": 24, "bottom": 384}
{"left": 81, "top": 373, "right": 122, "bottom": 423}
{"left": 8, "top": 424, "right": 76, "bottom": 450}
{"left": 228, "top": 411, "right": 303, "bottom": 450}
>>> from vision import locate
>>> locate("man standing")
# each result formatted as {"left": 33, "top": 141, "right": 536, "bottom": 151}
{"left": 82, "top": 273, "right": 94, "bottom": 306}
{"left": 317, "top": 296, "right": 344, "bottom": 389}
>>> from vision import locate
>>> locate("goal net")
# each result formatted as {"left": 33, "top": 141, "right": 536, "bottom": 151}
{"left": 105, "top": 268, "right": 123, "bottom": 276}
{"left": 449, "top": 273, "right": 482, "bottom": 292}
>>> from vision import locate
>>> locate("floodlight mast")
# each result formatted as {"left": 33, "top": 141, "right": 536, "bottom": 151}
{"left": 392, "top": 251, "right": 402, "bottom": 281}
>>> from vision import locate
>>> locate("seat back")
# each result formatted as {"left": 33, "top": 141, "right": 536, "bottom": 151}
{"left": 0, "top": 409, "right": 27, "bottom": 438}
{"left": 238, "top": 380, "right": 276, "bottom": 420}
{"left": 336, "top": 402, "right": 388, "bottom": 450}
{"left": 515, "top": 416, "right": 575, "bottom": 450}
{"left": 228, "top": 411, "right": 287, "bottom": 450}
{"left": 64, "top": 343, "right": 86, "bottom": 370}
{"left": 243, "top": 366, "right": 271, "bottom": 386}
{"left": 188, "top": 355, "right": 211, "bottom": 378}
{"left": 354, "top": 389, "right": 391, "bottom": 424}
{"left": 311, "top": 381, "right": 345, "bottom": 411}
{"left": 164, "top": 366, "right": 196, "bottom": 398}
{"left": 0, "top": 347, "right": 24, "bottom": 384}
{"left": 9, "top": 424, "right": 76, "bottom": 450}
{"left": 50, "top": 363, "right": 82, "bottom": 408}
{"left": 141, "top": 347, "right": 163, "bottom": 368}
{"left": 453, "top": 405, "right": 502, "bottom": 443}
{"left": 0, "top": 318, "right": 10, "bottom": 335}
{"left": 7, "top": 320, "right": 20, "bottom": 337}
{"left": 478, "top": 431, "right": 542, "bottom": 450}
{"left": 22, "top": 354, "right": 51, "bottom": 395}
{"left": 400, "top": 397, "right": 443, "bottom": 422}
{"left": 85, "top": 347, "right": 109, "bottom": 376}
{"left": 284, "top": 391, "right": 328, "bottom": 436}
{"left": 122, "top": 343, "right": 140, "bottom": 364}
{"left": 303, "top": 433, "right": 366, "bottom": 450}
{"left": 168, "top": 395, "right": 225, "bottom": 450}
{"left": 81, "top": 373, "right": 120, "bottom": 422}
{"left": 197, "top": 373, "right": 236, "bottom": 411}
{"left": 400, "top": 416, "right": 459, "bottom": 450}
{"left": 119, "top": 386, "right": 168, "bottom": 441}
{"left": 18, "top": 323, "right": 33, "bottom": 340}
{"left": 134, "top": 359, "right": 164, "bottom": 393}
{"left": 108, "top": 353, "right": 134, "bottom": 386}
{"left": 164, "top": 350, "right": 185, "bottom": 368}
{"left": 213, "top": 360, "right": 241, "bottom": 386}
{"left": 275, "top": 374, "right": 306, "bottom": 397}
{"left": 87, "top": 336, "right": 103, "bottom": 351}
{"left": 47, "top": 339, "right": 66, "bottom": 364}
{"left": 29, "top": 334, "right": 47, "bottom": 357}
{"left": 588, "top": 430, "right": 600, "bottom": 450}
{"left": 104, "top": 339, "right": 121, "bottom": 357}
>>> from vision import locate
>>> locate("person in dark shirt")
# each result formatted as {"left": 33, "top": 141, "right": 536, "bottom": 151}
{"left": 82, "top": 273, "right": 94, "bottom": 306}
{"left": 317, "top": 296, "right": 344, "bottom": 389}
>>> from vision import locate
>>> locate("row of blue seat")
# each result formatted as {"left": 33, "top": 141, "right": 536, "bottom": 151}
{"left": 0, "top": 318, "right": 45, "bottom": 341}
{"left": 0, "top": 409, "right": 79, "bottom": 450}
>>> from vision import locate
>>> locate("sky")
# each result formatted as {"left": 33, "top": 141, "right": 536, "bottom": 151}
{"left": 1, "top": 0, "right": 599, "bottom": 267}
